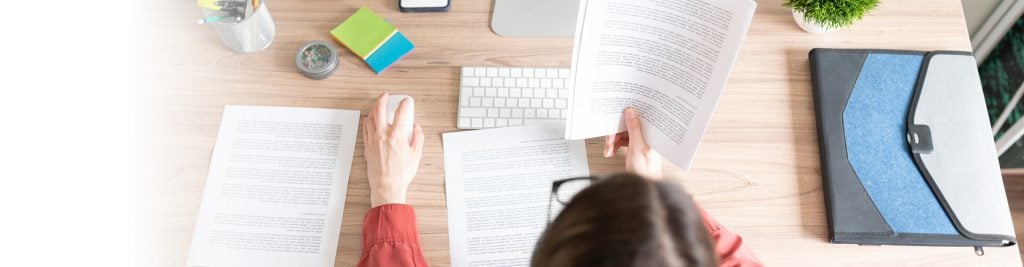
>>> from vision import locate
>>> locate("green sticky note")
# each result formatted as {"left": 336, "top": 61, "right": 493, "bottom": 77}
{"left": 330, "top": 7, "right": 397, "bottom": 59}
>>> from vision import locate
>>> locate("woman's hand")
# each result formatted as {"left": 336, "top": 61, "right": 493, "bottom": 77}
{"left": 363, "top": 92, "right": 425, "bottom": 207}
{"left": 603, "top": 107, "right": 663, "bottom": 179}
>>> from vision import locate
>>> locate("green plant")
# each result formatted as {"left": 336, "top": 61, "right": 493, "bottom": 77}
{"left": 784, "top": 0, "right": 880, "bottom": 29}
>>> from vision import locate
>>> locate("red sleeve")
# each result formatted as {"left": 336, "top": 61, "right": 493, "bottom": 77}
{"left": 698, "top": 205, "right": 764, "bottom": 267}
{"left": 358, "top": 204, "right": 428, "bottom": 267}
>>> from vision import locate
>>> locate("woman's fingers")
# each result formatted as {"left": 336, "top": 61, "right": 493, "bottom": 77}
{"left": 373, "top": 92, "right": 389, "bottom": 132}
{"left": 391, "top": 97, "right": 414, "bottom": 140}
{"left": 604, "top": 135, "right": 616, "bottom": 157}
{"left": 624, "top": 107, "right": 646, "bottom": 149}
{"left": 411, "top": 123, "right": 425, "bottom": 153}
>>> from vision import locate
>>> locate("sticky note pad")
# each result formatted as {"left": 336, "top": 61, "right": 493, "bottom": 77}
{"left": 365, "top": 32, "right": 415, "bottom": 73}
{"left": 330, "top": 7, "right": 397, "bottom": 59}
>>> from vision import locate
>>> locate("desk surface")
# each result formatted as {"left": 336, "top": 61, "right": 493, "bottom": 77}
{"left": 138, "top": 0, "right": 1023, "bottom": 265}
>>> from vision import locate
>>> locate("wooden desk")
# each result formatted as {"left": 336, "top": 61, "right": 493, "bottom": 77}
{"left": 138, "top": 0, "right": 1023, "bottom": 265}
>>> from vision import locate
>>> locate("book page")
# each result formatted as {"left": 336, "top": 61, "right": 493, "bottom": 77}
{"left": 443, "top": 124, "right": 589, "bottom": 267}
{"left": 187, "top": 106, "right": 360, "bottom": 267}
{"left": 566, "top": 0, "right": 756, "bottom": 169}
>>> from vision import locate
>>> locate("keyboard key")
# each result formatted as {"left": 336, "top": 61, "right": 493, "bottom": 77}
{"left": 561, "top": 110, "right": 568, "bottom": 118}
{"left": 516, "top": 78, "right": 527, "bottom": 87}
{"left": 462, "top": 77, "right": 479, "bottom": 87}
{"left": 509, "top": 119, "right": 524, "bottom": 126}
{"left": 546, "top": 89, "right": 557, "bottom": 98}
{"left": 510, "top": 88, "right": 522, "bottom": 97}
{"left": 529, "top": 79, "right": 540, "bottom": 87}
{"left": 554, "top": 79, "right": 564, "bottom": 88}
{"left": 484, "top": 118, "right": 496, "bottom": 127}
{"left": 482, "top": 97, "right": 494, "bottom": 107}
{"left": 524, "top": 109, "right": 536, "bottom": 118}
{"left": 549, "top": 109, "right": 560, "bottom": 118}
{"left": 499, "top": 68, "right": 510, "bottom": 77}
{"left": 506, "top": 98, "right": 517, "bottom": 107}
{"left": 535, "top": 69, "right": 547, "bottom": 78}
{"left": 524, "top": 118, "right": 559, "bottom": 125}
{"left": 556, "top": 99, "right": 567, "bottom": 108}
{"left": 474, "top": 68, "right": 485, "bottom": 77}
{"left": 494, "top": 98, "right": 505, "bottom": 107}
{"left": 559, "top": 68, "right": 570, "bottom": 78}
{"left": 497, "top": 118, "right": 508, "bottom": 127}
{"left": 480, "top": 78, "right": 492, "bottom": 87}
{"left": 543, "top": 99, "right": 554, "bottom": 108}
{"left": 471, "top": 118, "right": 483, "bottom": 128}
{"left": 541, "top": 79, "right": 552, "bottom": 88}
{"left": 486, "top": 87, "right": 497, "bottom": 97}
{"left": 498, "top": 88, "right": 509, "bottom": 97}
{"left": 487, "top": 108, "right": 499, "bottom": 117}
{"left": 504, "top": 78, "right": 515, "bottom": 87}
{"left": 537, "top": 109, "right": 548, "bottom": 118}
{"left": 459, "top": 118, "right": 470, "bottom": 128}
{"left": 473, "top": 87, "right": 485, "bottom": 96}
{"left": 512, "top": 108, "right": 523, "bottom": 118}
{"left": 524, "top": 68, "right": 535, "bottom": 78}
{"left": 511, "top": 68, "right": 522, "bottom": 77}
{"left": 518, "top": 99, "right": 529, "bottom": 107}
{"left": 522, "top": 88, "right": 533, "bottom": 98}
{"left": 469, "top": 97, "right": 481, "bottom": 107}
{"left": 547, "top": 68, "right": 559, "bottom": 78}
{"left": 460, "top": 94, "right": 469, "bottom": 106}
{"left": 492, "top": 78, "right": 503, "bottom": 87}
{"left": 558, "top": 89, "right": 571, "bottom": 98}
{"left": 462, "top": 67, "right": 473, "bottom": 76}
{"left": 531, "top": 99, "right": 542, "bottom": 108}
{"left": 461, "top": 107, "right": 485, "bottom": 117}
{"left": 500, "top": 108, "right": 511, "bottom": 117}
{"left": 487, "top": 68, "right": 498, "bottom": 77}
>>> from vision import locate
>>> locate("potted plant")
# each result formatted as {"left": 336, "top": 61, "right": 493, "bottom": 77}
{"left": 784, "top": 0, "right": 880, "bottom": 33}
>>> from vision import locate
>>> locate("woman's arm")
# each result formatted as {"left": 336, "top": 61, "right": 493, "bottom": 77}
{"left": 357, "top": 93, "right": 428, "bottom": 267}
{"left": 358, "top": 204, "right": 428, "bottom": 267}
{"left": 697, "top": 206, "right": 763, "bottom": 267}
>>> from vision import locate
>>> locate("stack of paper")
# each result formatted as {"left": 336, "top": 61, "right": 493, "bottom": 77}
{"left": 331, "top": 7, "right": 414, "bottom": 74}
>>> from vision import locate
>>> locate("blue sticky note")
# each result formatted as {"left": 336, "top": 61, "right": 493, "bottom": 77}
{"left": 365, "top": 31, "right": 414, "bottom": 74}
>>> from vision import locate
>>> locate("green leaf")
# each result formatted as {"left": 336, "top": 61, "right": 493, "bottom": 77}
{"left": 784, "top": 0, "right": 880, "bottom": 29}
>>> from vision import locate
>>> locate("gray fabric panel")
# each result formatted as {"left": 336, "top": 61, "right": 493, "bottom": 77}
{"left": 810, "top": 49, "right": 895, "bottom": 235}
{"left": 913, "top": 54, "right": 1016, "bottom": 238}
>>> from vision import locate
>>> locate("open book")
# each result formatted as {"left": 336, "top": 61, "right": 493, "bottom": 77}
{"left": 566, "top": 0, "right": 756, "bottom": 169}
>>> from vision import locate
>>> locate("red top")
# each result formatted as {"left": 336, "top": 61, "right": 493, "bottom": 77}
{"left": 358, "top": 204, "right": 762, "bottom": 267}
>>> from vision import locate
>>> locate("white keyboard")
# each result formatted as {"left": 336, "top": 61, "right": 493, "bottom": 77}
{"left": 457, "top": 66, "right": 572, "bottom": 129}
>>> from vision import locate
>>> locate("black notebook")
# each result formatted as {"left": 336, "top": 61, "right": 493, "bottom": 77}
{"left": 810, "top": 48, "right": 1016, "bottom": 250}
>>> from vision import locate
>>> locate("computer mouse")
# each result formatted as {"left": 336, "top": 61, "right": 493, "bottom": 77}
{"left": 385, "top": 94, "right": 415, "bottom": 138}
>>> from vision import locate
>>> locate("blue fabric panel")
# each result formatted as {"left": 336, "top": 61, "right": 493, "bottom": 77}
{"left": 843, "top": 53, "right": 958, "bottom": 234}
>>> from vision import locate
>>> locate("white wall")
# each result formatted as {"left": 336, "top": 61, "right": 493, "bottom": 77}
{"left": 963, "top": 0, "right": 1005, "bottom": 37}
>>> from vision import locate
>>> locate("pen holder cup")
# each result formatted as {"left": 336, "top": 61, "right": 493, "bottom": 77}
{"left": 204, "top": 3, "right": 275, "bottom": 53}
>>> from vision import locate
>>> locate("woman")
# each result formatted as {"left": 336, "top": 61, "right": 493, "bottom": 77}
{"left": 357, "top": 93, "right": 762, "bottom": 266}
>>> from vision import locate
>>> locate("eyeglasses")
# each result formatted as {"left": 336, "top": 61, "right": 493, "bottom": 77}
{"left": 547, "top": 177, "right": 596, "bottom": 224}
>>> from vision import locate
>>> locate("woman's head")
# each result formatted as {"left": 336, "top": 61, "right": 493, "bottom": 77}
{"left": 532, "top": 172, "right": 716, "bottom": 267}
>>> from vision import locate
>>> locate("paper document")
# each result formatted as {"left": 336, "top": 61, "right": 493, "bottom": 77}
{"left": 187, "top": 106, "right": 361, "bottom": 267}
{"left": 444, "top": 124, "right": 590, "bottom": 267}
{"left": 566, "top": 0, "right": 756, "bottom": 169}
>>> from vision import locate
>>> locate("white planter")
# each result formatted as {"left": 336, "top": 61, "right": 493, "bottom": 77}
{"left": 793, "top": 10, "right": 831, "bottom": 33}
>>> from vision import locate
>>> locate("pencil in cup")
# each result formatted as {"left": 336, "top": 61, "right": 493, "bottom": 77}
{"left": 199, "top": 0, "right": 275, "bottom": 53}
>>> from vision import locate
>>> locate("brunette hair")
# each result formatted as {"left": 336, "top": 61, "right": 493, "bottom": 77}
{"left": 531, "top": 172, "right": 716, "bottom": 267}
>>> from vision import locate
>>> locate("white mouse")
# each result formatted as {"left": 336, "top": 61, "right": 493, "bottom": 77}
{"left": 385, "top": 94, "right": 415, "bottom": 139}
